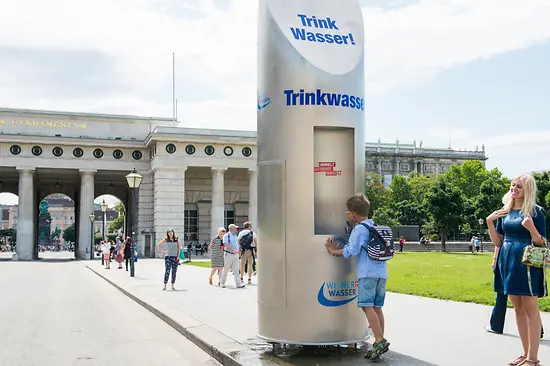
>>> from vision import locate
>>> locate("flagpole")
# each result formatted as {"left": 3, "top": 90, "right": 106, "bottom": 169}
{"left": 172, "top": 53, "right": 176, "bottom": 121}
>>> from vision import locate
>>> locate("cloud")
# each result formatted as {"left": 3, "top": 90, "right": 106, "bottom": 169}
{"left": 363, "top": 0, "right": 550, "bottom": 94}
{"left": 0, "top": 0, "right": 549, "bottom": 132}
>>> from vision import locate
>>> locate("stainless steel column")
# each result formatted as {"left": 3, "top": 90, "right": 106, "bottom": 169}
{"left": 257, "top": 0, "right": 366, "bottom": 345}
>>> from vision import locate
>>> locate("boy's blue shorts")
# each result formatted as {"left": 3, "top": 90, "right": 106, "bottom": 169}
{"left": 357, "top": 277, "right": 386, "bottom": 308}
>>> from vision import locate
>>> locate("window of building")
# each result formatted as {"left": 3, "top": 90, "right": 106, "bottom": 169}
{"left": 184, "top": 204, "right": 199, "bottom": 241}
{"left": 236, "top": 215, "right": 248, "bottom": 227}
{"left": 224, "top": 205, "right": 235, "bottom": 228}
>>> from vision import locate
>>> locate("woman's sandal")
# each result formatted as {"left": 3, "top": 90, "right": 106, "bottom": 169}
{"left": 518, "top": 359, "right": 540, "bottom": 366}
{"left": 509, "top": 356, "right": 526, "bottom": 365}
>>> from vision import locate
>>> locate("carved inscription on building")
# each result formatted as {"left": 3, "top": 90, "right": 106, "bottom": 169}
{"left": 0, "top": 118, "right": 86, "bottom": 130}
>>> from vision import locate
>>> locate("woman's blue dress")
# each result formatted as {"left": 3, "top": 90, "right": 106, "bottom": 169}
{"left": 494, "top": 207, "right": 547, "bottom": 297}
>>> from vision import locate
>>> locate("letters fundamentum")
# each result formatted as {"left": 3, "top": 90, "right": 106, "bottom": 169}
{"left": 0, "top": 119, "right": 86, "bottom": 130}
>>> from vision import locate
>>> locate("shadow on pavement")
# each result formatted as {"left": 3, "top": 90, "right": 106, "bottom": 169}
{"left": 237, "top": 342, "right": 438, "bottom": 366}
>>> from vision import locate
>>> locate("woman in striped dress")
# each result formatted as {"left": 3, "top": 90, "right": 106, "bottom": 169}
{"left": 209, "top": 227, "right": 226, "bottom": 286}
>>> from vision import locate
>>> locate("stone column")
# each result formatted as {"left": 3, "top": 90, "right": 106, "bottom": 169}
{"left": 248, "top": 169, "right": 258, "bottom": 227}
{"left": 137, "top": 171, "right": 153, "bottom": 257}
{"left": 78, "top": 170, "right": 95, "bottom": 260}
{"left": 16, "top": 168, "right": 34, "bottom": 261}
{"left": 420, "top": 161, "right": 425, "bottom": 175}
{"left": 377, "top": 159, "right": 382, "bottom": 174}
{"left": 395, "top": 158, "right": 400, "bottom": 175}
{"left": 153, "top": 168, "right": 186, "bottom": 258}
{"left": 211, "top": 168, "right": 226, "bottom": 238}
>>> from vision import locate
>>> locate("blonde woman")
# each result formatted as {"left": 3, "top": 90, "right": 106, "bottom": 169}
{"left": 158, "top": 229, "right": 181, "bottom": 291}
{"left": 487, "top": 174, "right": 547, "bottom": 366}
{"left": 208, "top": 227, "right": 226, "bottom": 286}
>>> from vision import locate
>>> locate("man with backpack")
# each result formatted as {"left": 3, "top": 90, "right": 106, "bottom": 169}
{"left": 238, "top": 221, "right": 257, "bottom": 285}
{"left": 325, "top": 193, "right": 393, "bottom": 361}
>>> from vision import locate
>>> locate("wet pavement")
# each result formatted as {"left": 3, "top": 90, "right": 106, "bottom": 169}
{"left": 85, "top": 258, "right": 550, "bottom": 366}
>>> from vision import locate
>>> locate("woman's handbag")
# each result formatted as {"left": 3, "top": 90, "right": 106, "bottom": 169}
{"left": 522, "top": 237, "right": 549, "bottom": 297}
{"left": 522, "top": 244, "right": 548, "bottom": 268}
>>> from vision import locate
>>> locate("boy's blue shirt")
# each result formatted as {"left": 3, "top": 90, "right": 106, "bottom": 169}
{"left": 342, "top": 219, "right": 388, "bottom": 280}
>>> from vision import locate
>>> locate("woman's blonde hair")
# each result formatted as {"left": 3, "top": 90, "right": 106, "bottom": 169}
{"left": 502, "top": 174, "right": 538, "bottom": 216}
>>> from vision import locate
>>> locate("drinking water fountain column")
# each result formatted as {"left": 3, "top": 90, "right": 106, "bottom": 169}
{"left": 257, "top": 0, "right": 367, "bottom": 345}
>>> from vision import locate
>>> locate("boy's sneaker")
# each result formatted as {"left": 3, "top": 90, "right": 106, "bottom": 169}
{"left": 365, "top": 338, "right": 390, "bottom": 361}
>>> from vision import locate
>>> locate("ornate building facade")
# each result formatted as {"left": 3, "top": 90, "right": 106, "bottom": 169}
{"left": 365, "top": 139, "right": 487, "bottom": 185}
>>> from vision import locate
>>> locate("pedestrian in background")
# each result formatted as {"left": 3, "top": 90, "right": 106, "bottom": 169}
{"left": 158, "top": 229, "right": 181, "bottom": 291}
{"left": 209, "top": 227, "right": 225, "bottom": 286}
{"left": 122, "top": 236, "right": 133, "bottom": 272}
{"left": 100, "top": 240, "right": 110, "bottom": 269}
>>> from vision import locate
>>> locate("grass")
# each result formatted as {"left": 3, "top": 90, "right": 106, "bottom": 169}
{"left": 183, "top": 261, "right": 211, "bottom": 269}
{"left": 387, "top": 252, "right": 550, "bottom": 311}
{"left": 183, "top": 253, "right": 550, "bottom": 311}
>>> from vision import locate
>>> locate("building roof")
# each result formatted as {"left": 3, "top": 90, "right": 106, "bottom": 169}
{"left": 0, "top": 107, "right": 174, "bottom": 123}
{"left": 44, "top": 198, "right": 75, "bottom": 208}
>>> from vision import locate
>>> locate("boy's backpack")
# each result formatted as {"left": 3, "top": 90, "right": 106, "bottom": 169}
{"left": 360, "top": 223, "right": 395, "bottom": 261}
{"left": 239, "top": 231, "right": 254, "bottom": 251}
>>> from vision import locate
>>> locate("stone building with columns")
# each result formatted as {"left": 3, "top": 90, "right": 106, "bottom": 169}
{"left": 365, "top": 139, "right": 487, "bottom": 185}
{"left": 0, "top": 108, "right": 257, "bottom": 260}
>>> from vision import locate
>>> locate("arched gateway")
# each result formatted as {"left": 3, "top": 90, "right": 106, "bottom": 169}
{"left": 0, "top": 108, "right": 257, "bottom": 260}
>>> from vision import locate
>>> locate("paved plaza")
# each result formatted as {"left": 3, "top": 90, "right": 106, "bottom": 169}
{"left": 3, "top": 257, "right": 550, "bottom": 365}
{"left": 84, "top": 258, "right": 550, "bottom": 365}
{"left": 0, "top": 260, "right": 220, "bottom": 366}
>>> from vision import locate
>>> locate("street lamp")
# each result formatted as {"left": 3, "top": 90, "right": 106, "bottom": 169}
{"left": 89, "top": 214, "right": 95, "bottom": 260}
{"left": 100, "top": 199, "right": 108, "bottom": 239}
{"left": 126, "top": 168, "right": 143, "bottom": 278}
{"left": 478, "top": 218, "right": 485, "bottom": 252}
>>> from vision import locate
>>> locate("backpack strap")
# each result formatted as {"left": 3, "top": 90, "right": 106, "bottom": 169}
{"left": 359, "top": 223, "right": 386, "bottom": 244}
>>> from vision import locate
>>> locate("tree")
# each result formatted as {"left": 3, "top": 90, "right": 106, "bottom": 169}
{"left": 474, "top": 174, "right": 510, "bottom": 221}
{"left": 533, "top": 172, "right": 550, "bottom": 236}
{"left": 424, "top": 177, "right": 465, "bottom": 252}
{"left": 445, "top": 160, "right": 488, "bottom": 199}
{"left": 372, "top": 207, "right": 399, "bottom": 227}
{"left": 389, "top": 175, "right": 411, "bottom": 204}
{"left": 0, "top": 228, "right": 15, "bottom": 237}
{"left": 108, "top": 202, "right": 125, "bottom": 233}
{"left": 365, "top": 172, "right": 390, "bottom": 217}
{"left": 408, "top": 172, "right": 434, "bottom": 206}
{"left": 63, "top": 224, "right": 76, "bottom": 243}
{"left": 395, "top": 200, "right": 427, "bottom": 226}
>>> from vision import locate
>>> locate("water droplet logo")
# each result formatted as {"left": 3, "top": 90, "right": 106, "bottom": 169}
{"left": 258, "top": 92, "right": 272, "bottom": 110}
{"left": 317, "top": 280, "right": 358, "bottom": 307}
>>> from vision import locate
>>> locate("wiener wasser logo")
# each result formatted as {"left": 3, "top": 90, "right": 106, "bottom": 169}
{"left": 317, "top": 280, "right": 358, "bottom": 307}
{"left": 258, "top": 92, "right": 272, "bottom": 110}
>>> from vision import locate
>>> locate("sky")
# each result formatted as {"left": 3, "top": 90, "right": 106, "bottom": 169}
{"left": 1, "top": 0, "right": 550, "bottom": 205}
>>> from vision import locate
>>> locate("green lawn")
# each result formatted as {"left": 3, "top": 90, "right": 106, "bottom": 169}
{"left": 184, "top": 253, "right": 550, "bottom": 311}
{"left": 388, "top": 252, "right": 550, "bottom": 311}
{"left": 183, "top": 261, "right": 211, "bottom": 269}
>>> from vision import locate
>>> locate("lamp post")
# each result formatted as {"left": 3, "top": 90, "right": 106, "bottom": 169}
{"left": 89, "top": 214, "right": 95, "bottom": 260}
{"left": 478, "top": 218, "right": 485, "bottom": 253}
{"left": 100, "top": 199, "right": 108, "bottom": 239}
{"left": 126, "top": 168, "right": 143, "bottom": 278}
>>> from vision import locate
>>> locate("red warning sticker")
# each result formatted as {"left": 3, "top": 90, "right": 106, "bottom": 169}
{"left": 314, "top": 162, "right": 341, "bottom": 176}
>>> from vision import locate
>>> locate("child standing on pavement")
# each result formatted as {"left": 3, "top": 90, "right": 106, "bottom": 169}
{"left": 325, "top": 193, "right": 390, "bottom": 361}
{"left": 101, "top": 240, "right": 111, "bottom": 269}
